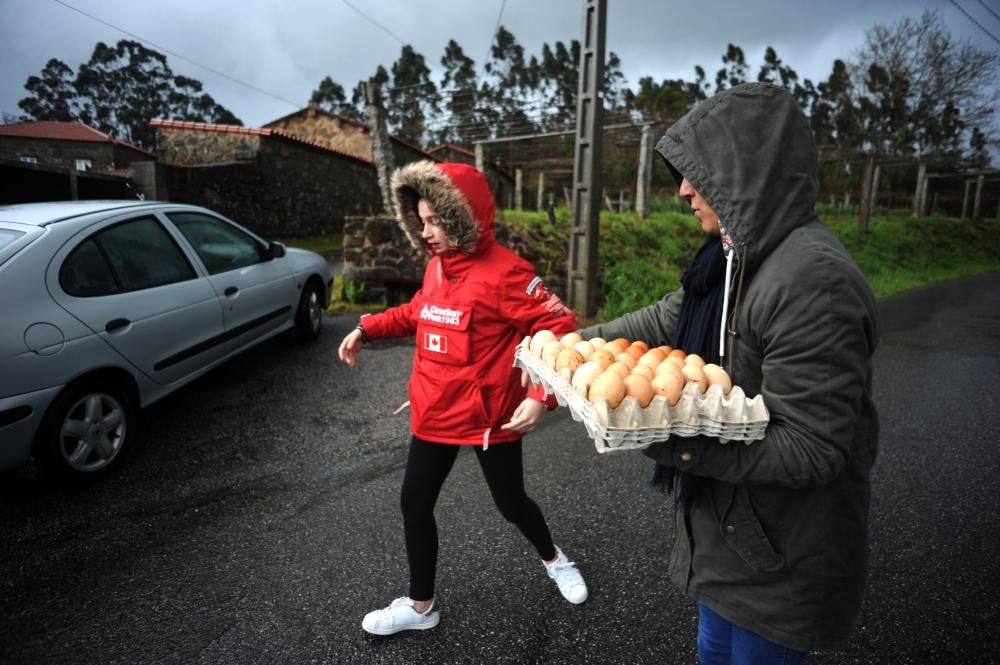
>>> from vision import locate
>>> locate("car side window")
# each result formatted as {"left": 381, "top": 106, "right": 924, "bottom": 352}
{"left": 168, "top": 212, "right": 266, "bottom": 275}
{"left": 60, "top": 216, "right": 196, "bottom": 297}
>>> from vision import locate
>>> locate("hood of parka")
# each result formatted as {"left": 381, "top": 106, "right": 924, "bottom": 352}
{"left": 392, "top": 160, "right": 496, "bottom": 258}
{"left": 655, "top": 83, "right": 820, "bottom": 273}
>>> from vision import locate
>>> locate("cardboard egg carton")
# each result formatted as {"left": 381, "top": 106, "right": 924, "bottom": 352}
{"left": 514, "top": 339, "right": 769, "bottom": 453}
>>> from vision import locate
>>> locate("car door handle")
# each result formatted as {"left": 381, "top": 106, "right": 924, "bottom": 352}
{"left": 105, "top": 318, "right": 130, "bottom": 333}
{"left": 224, "top": 287, "right": 239, "bottom": 297}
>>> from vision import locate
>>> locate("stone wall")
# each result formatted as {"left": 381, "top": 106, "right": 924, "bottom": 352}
{"left": 161, "top": 134, "right": 383, "bottom": 237}
{"left": 156, "top": 128, "right": 261, "bottom": 166}
{"left": 0, "top": 137, "right": 116, "bottom": 172}
{"left": 342, "top": 215, "right": 566, "bottom": 305}
{"left": 267, "top": 111, "right": 371, "bottom": 161}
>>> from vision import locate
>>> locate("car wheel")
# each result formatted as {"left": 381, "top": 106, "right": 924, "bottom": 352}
{"left": 295, "top": 279, "right": 323, "bottom": 342}
{"left": 35, "top": 380, "right": 135, "bottom": 484}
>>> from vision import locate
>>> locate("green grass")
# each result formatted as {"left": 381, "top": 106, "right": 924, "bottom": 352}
{"left": 499, "top": 205, "right": 1000, "bottom": 321}
{"left": 280, "top": 232, "right": 342, "bottom": 255}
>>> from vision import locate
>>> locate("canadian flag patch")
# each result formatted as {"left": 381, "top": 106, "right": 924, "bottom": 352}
{"left": 424, "top": 332, "right": 448, "bottom": 354}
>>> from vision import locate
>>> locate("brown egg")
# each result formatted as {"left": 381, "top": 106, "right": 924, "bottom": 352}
{"left": 589, "top": 370, "right": 626, "bottom": 409}
{"left": 623, "top": 374, "right": 654, "bottom": 408}
{"left": 651, "top": 371, "right": 685, "bottom": 406}
{"left": 560, "top": 331, "right": 583, "bottom": 348}
{"left": 655, "top": 359, "right": 685, "bottom": 376}
{"left": 681, "top": 363, "right": 708, "bottom": 393}
{"left": 626, "top": 344, "right": 645, "bottom": 360}
{"left": 541, "top": 340, "right": 564, "bottom": 366}
{"left": 685, "top": 353, "right": 706, "bottom": 368}
{"left": 638, "top": 349, "right": 667, "bottom": 369}
{"left": 571, "top": 361, "right": 604, "bottom": 393}
{"left": 703, "top": 363, "right": 733, "bottom": 395}
{"left": 665, "top": 355, "right": 686, "bottom": 369}
{"left": 631, "top": 364, "right": 655, "bottom": 380}
{"left": 530, "top": 330, "right": 557, "bottom": 356}
{"left": 667, "top": 348, "right": 687, "bottom": 363}
{"left": 573, "top": 340, "right": 596, "bottom": 361}
{"left": 614, "top": 352, "right": 638, "bottom": 369}
{"left": 603, "top": 340, "right": 628, "bottom": 357}
{"left": 606, "top": 361, "right": 632, "bottom": 378}
{"left": 590, "top": 348, "right": 616, "bottom": 370}
{"left": 555, "top": 347, "right": 585, "bottom": 373}
{"left": 588, "top": 337, "right": 607, "bottom": 349}
{"left": 631, "top": 340, "right": 650, "bottom": 354}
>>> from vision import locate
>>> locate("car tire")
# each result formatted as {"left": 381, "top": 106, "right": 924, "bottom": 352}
{"left": 35, "top": 379, "right": 135, "bottom": 485}
{"left": 295, "top": 279, "right": 324, "bottom": 342}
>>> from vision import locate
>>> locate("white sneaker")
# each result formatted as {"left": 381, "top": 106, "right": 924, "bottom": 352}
{"left": 361, "top": 596, "right": 440, "bottom": 635}
{"left": 545, "top": 546, "right": 588, "bottom": 604}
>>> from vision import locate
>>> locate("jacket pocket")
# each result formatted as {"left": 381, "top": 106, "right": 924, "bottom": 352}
{"left": 720, "top": 487, "right": 786, "bottom": 573}
{"left": 415, "top": 301, "right": 472, "bottom": 366}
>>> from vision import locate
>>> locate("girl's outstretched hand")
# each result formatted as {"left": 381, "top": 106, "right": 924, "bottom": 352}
{"left": 501, "top": 397, "right": 545, "bottom": 433}
{"left": 339, "top": 328, "right": 364, "bottom": 367}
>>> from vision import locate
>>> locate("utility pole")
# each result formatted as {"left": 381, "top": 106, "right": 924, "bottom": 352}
{"left": 567, "top": 0, "right": 606, "bottom": 318}
{"left": 363, "top": 81, "right": 395, "bottom": 214}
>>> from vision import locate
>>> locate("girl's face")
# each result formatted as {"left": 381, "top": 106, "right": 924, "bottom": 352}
{"left": 418, "top": 199, "right": 454, "bottom": 254}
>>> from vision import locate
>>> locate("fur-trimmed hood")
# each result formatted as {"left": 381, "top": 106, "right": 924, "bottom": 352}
{"left": 391, "top": 161, "right": 496, "bottom": 256}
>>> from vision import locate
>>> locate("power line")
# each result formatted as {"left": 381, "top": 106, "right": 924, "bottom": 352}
{"left": 483, "top": 0, "right": 507, "bottom": 69}
{"left": 949, "top": 0, "right": 1000, "bottom": 45}
{"left": 50, "top": 0, "right": 302, "bottom": 109}
{"left": 977, "top": 0, "right": 1000, "bottom": 23}
{"left": 341, "top": 0, "right": 406, "bottom": 46}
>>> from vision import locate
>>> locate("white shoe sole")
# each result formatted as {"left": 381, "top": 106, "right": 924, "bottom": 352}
{"left": 362, "top": 612, "right": 440, "bottom": 636}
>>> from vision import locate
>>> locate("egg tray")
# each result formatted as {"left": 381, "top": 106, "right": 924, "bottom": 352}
{"left": 514, "top": 340, "right": 769, "bottom": 454}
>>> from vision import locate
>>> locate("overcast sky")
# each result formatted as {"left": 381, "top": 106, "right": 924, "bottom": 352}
{"left": 1, "top": 0, "right": 997, "bottom": 129}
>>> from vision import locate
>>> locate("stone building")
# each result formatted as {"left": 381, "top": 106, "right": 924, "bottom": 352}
{"left": 264, "top": 106, "right": 435, "bottom": 168}
{"left": 0, "top": 120, "right": 153, "bottom": 173}
{"left": 0, "top": 120, "right": 152, "bottom": 203}
{"left": 151, "top": 119, "right": 383, "bottom": 237}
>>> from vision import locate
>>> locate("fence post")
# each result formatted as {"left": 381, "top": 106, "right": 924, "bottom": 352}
{"left": 537, "top": 172, "right": 545, "bottom": 210}
{"left": 912, "top": 163, "right": 926, "bottom": 217}
{"left": 973, "top": 175, "right": 984, "bottom": 219}
{"left": 635, "top": 123, "right": 653, "bottom": 219}
{"left": 858, "top": 156, "right": 875, "bottom": 237}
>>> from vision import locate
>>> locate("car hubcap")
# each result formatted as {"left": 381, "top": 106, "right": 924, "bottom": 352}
{"left": 60, "top": 393, "right": 126, "bottom": 472}
{"left": 308, "top": 290, "right": 321, "bottom": 332}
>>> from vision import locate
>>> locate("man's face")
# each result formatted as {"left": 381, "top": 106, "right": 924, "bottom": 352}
{"left": 418, "top": 198, "right": 455, "bottom": 254}
{"left": 679, "top": 178, "right": 721, "bottom": 236}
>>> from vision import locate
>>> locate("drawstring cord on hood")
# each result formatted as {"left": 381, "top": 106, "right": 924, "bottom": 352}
{"left": 719, "top": 248, "right": 735, "bottom": 362}
{"left": 723, "top": 243, "right": 750, "bottom": 373}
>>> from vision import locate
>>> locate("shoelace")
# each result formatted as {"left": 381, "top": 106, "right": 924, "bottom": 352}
{"left": 372, "top": 597, "right": 411, "bottom": 617}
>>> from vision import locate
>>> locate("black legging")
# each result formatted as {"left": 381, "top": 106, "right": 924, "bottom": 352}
{"left": 400, "top": 435, "right": 557, "bottom": 601}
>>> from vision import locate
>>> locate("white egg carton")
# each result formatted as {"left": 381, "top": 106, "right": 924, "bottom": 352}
{"left": 514, "top": 339, "right": 769, "bottom": 453}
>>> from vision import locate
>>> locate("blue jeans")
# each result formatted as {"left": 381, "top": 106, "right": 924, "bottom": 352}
{"left": 697, "top": 603, "right": 807, "bottom": 665}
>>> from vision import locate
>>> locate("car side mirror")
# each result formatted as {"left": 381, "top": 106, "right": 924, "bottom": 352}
{"left": 268, "top": 241, "right": 287, "bottom": 259}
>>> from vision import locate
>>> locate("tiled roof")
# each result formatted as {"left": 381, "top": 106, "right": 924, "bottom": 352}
{"left": 428, "top": 143, "right": 475, "bottom": 158}
{"left": 150, "top": 118, "right": 374, "bottom": 165}
{"left": 0, "top": 120, "right": 154, "bottom": 155}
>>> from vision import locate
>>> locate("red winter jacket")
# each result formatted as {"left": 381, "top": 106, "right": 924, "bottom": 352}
{"left": 359, "top": 161, "right": 577, "bottom": 446}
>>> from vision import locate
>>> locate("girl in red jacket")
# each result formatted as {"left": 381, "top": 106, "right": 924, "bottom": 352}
{"left": 339, "top": 161, "right": 587, "bottom": 635}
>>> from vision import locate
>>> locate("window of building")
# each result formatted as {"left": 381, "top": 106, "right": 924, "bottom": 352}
{"left": 75, "top": 159, "right": 92, "bottom": 172}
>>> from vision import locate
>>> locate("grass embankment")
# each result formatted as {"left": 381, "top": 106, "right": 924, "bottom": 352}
{"left": 501, "top": 204, "right": 1000, "bottom": 321}
{"left": 285, "top": 207, "right": 1000, "bottom": 320}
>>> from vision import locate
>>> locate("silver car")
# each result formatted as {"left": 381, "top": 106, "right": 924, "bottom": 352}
{"left": 0, "top": 200, "right": 332, "bottom": 483}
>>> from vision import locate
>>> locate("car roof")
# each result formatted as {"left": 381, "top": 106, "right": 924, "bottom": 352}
{"left": 0, "top": 200, "right": 169, "bottom": 227}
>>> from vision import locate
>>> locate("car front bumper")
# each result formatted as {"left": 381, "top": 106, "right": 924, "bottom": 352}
{"left": 0, "top": 384, "right": 63, "bottom": 471}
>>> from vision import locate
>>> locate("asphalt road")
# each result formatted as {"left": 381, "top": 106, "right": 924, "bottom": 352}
{"left": 1, "top": 272, "right": 998, "bottom": 664}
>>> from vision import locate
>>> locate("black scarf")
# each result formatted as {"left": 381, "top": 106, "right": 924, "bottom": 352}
{"left": 651, "top": 235, "right": 727, "bottom": 511}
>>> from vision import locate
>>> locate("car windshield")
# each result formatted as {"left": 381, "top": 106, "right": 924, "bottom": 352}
{"left": 0, "top": 229, "right": 25, "bottom": 251}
